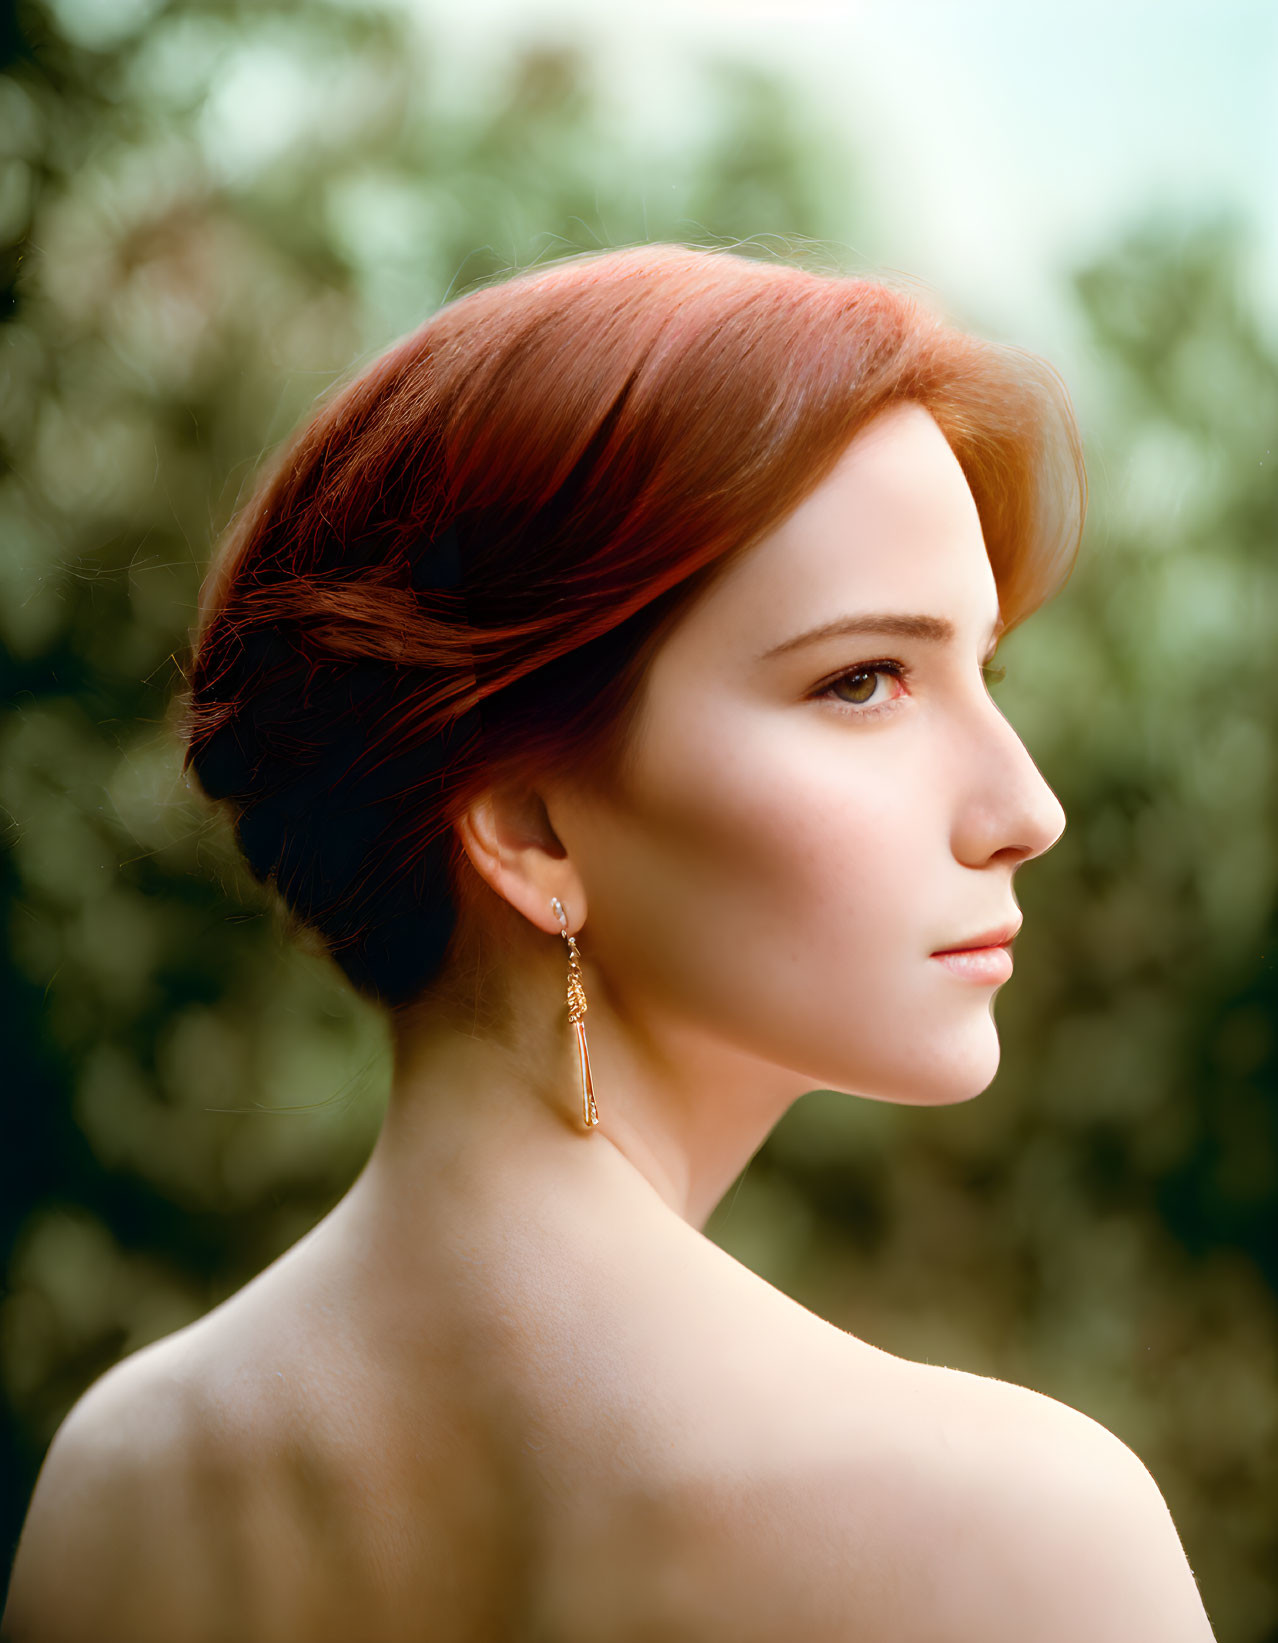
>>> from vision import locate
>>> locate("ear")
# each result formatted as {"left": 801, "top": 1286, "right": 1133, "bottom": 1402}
{"left": 454, "top": 783, "right": 588, "bottom": 938}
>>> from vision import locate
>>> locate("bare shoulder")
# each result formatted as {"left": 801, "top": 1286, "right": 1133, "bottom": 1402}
{"left": 2, "top": 1332, "right": 225, "bottom": 1643}
{"left": 889, "top": 1360, "right": 1218, "bottom": 1640}
{"left": 599, "top": 1343, "right": 1219, "bottom": 1643}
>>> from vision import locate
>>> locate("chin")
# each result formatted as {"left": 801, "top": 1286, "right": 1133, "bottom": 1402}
{"left": 856, "top": 1078, "right": 993, "bottom": 1111}
{"left": 917, "top": 1029, "right": 1003, "bottom": 1106}
{"left": 820, "top": 1021, "right": 1003, "bottom": 1109}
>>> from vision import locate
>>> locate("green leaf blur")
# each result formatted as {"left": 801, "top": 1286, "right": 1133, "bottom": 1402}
{"left": 1, "top": 3, "right": 1274, "bottom": 1637}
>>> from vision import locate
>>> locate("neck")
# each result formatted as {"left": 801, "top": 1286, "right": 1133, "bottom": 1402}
{"left": 358, "top": 952, "right": 809, "bottom": 1236}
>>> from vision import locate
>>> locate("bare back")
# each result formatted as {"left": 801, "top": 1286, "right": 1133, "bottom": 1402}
{"left": 4, "top": 1176, "right": 1215, "bottom": 1643}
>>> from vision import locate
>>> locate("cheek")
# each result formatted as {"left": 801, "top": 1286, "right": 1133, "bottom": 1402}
{"left": 578, "top": 707, "right": 942, "bottom": 1056}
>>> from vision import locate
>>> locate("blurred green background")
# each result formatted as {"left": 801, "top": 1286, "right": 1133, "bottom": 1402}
{"left": 1, "top": 0, "right": 1275, "bottom": 1636}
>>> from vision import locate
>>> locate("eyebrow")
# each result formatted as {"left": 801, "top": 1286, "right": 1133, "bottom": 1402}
{"left": 756, "top": 611, "right": 1005, "bottom": 664}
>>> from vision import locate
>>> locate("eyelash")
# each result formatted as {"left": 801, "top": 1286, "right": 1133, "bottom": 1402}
{"left": 816, "top": 659, "right": 1007, "bottom": 718}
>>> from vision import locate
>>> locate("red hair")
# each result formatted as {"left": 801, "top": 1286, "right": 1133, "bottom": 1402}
{"left": 178, "top": 243, "right": 1085, "bottom": 1013}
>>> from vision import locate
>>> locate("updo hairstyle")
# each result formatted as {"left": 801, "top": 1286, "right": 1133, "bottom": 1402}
{"left": 178, "top": 244, "right": 1085, "bottom": 1023}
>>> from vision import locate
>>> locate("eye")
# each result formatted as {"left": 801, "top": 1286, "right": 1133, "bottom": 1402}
{"left": 982, "top": 662, "right": 1006, "bottom": 692}
{"left": 817, "top": 660, "right": 910, "bottom": 717}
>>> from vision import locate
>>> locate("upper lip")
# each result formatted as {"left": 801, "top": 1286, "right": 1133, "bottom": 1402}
{"left": 933, "top": 918, "right": 1022, "bottom": 954}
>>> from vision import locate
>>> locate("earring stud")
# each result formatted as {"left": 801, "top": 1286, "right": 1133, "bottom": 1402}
{"left": 551, "top": 896, "right": 598, "bottom": 1129}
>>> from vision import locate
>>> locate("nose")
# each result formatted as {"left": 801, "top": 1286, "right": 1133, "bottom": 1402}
{"left": 950, "top": 699, "right": 1067, "bottom": 870}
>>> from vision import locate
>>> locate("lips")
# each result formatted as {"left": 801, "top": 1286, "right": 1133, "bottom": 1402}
{"left": 932, "top": 918, "right": 1022, "bottom": 955}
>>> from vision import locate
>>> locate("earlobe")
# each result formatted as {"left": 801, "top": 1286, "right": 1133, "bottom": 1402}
{"left": 454, "top": 787, "right": 583, "bottom": 938}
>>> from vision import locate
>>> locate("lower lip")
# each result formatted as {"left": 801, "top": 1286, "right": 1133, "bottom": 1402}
{"left": 931, "top": 946, "right": 1013, "bottom": 983}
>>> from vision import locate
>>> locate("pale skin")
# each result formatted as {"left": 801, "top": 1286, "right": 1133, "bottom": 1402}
{"left": 3, "top": 402, "right": 1217, "bottom": 1642}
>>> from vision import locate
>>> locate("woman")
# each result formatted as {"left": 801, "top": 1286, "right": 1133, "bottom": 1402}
{"left": 3, "top": 244, "right": 1215, "bottom": 1642}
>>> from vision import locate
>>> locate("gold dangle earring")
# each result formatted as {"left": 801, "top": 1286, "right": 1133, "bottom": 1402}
{"left": 551, "top": 896, "right": 598, "bottom": 1130}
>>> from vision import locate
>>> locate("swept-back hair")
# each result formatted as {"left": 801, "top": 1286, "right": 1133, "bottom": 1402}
{"left": 178, "top": 243, "right": 1085, "bottom": 1014}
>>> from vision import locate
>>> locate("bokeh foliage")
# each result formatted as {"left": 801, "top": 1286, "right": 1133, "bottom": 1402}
{"left": 1, "top": 1, "right": 1275, "bottom": 1636}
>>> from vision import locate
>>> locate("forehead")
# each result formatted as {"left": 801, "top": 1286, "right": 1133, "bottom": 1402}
{"left": 667, "top": 401, "right": 997, "bottom": 665}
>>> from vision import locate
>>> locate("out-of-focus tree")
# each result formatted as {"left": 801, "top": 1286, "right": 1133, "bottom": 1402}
{"left": 2, "top": 0, "right": 1275, "bottom": 1635}
{"left": 0, "top": 0, "right": 857, "bottom": 1598}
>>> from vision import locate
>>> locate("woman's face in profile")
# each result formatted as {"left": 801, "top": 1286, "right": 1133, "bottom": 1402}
{"left": 551, "top": 399, "right": 1067, "bottom": 1108}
